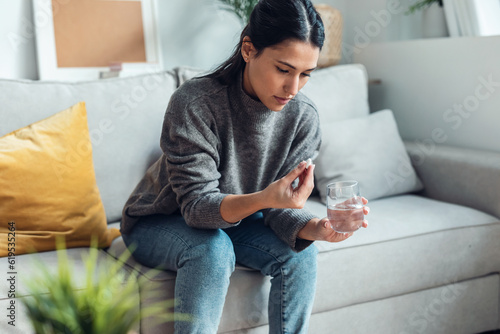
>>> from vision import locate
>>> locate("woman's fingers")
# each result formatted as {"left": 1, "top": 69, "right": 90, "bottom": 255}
{"left": 297, "top": 168, "right": 306, "bottom": 188}
{"left": 283, "top": 160, "right": 307, "bottom": 183}
{"left": 286, "top": 161, "right": 315, "bottom": 195}
{"left": 299, "top": 164, "right": 315, "bottom": 189}
{"left": 331, "top": 231, "right": 353, "bottom": 242}
{"left": 266, "top": 161, "right": 316, "bottom": 209}
{"left": 284, "top": 160, "right": 315, "bottom": 186}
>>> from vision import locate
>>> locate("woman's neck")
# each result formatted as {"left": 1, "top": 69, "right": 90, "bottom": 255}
{"left": 242, "top": 65, "right": 259, "bottom": 101}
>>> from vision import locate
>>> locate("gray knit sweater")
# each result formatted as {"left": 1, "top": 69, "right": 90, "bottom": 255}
{"left": 121, "top": 73, "right": 321, "bottom": 251}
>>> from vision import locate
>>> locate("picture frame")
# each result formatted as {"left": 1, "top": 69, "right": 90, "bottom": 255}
{"left": 33, "top": 0, "right": 162, "bottom": 81}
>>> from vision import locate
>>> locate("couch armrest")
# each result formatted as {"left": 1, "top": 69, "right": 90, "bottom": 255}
{"left": 405, "top": 141, "right": 500, "bottom": 219}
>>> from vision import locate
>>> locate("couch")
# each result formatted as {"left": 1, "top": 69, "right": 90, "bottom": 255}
{"left": 1, "top": 64, "right": 499, "bottom": 334}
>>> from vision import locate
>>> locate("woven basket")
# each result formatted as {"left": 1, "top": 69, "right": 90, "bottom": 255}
{"left": 314, "top": 4, "right": 343, "bottom": 68}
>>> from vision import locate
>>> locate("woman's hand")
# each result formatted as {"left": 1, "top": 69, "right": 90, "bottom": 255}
{"left": 220, "top": 161, "right": 314, "bottom": 223}
{"left": 262, "top": 161, "right": 315, "bottom": 210}
{"left": 298, "top": 198, "right": 370, "bottom": 242}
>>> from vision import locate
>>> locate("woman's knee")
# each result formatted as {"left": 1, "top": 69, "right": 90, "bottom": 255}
{"left": 122, "top": 216, "right": 235, "bottom": 274}
{"left": 298, "top": 243, "right": 318, "bottom": 261}
{"left": 181, "top": 229, "right": 236, "bottom": 274}
{"left": 282, "top": 244, "right": 318, "bottom": 273}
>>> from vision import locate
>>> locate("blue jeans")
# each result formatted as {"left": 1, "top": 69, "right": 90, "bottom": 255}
{"left": 122, "top": 211, "right": 318, "bottom": 334}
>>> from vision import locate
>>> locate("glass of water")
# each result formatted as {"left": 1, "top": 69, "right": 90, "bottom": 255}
{"left": 326, "top": 180, "right": 364, "bottom": 233}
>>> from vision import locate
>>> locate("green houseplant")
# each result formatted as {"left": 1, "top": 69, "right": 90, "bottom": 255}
{"left": 406, "top": 0, "right": 443, "bottom": 14}
{"left": 218, "top": 0, "right": 259, "bottom": 23}
{"left": 21, "top": 239, "right": 189, "bottom": 334}
{"left": 405, "top": 0, "right": 448, "bottom": 38}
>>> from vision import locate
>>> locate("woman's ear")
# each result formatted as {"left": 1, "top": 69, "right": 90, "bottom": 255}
{"left": 241, "top": 36, "right": 255, "bottom": 62}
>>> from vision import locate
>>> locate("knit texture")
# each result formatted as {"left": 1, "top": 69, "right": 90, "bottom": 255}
{"left": 122, "top": 73, "right": 321, "bottom": 251}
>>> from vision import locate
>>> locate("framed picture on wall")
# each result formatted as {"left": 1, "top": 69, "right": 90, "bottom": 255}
{"left": 33, "top": 0, "right": 162, "bottom": 81}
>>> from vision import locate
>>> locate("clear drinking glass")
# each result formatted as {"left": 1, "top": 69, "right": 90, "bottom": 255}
{"left": 326, "top": 180, "right": 364, "bottom": 233}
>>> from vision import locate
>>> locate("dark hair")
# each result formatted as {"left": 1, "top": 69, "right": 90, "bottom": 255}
{"left": 206, "top": 0, "right": 324, "bottom": 85}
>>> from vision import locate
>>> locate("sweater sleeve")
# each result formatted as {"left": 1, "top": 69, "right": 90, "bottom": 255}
{"left": 262, "top": 101, "right": 322, "bottom": 252}
{"left": 161, "top": 93, "right": 238, "bottom": 229}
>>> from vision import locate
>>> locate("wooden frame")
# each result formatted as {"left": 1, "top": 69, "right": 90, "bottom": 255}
{"left": 33, "top": 0, "right": 162, "bottom": 81}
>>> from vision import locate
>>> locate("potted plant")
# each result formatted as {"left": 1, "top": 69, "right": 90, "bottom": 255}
{"left": 406, "top": 0, "right": 448, "bottom": 38}
{"left": 406, "top": 0, "right": 443, "bottom": 15}
{"left": 218, "top": 0, "right": 259, "bottom": 24}
{"left": 21, "top": 239, "right": 189, "bottom": 334}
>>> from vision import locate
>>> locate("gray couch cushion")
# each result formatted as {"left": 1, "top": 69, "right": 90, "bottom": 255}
{"left": 308, "top": 274, "right": 499, "bottom": 334}
{"left": 305, "top": 195, "right": 500, "bottom": 312}
{"left": 0, "top": 72, "right": 177, "bottom": 223}
{"left": 305, "top": 195, "right": 499, "bottom": 249}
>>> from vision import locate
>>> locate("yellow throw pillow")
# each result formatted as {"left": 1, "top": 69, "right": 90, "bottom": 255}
{"left": 0, "top": 102, "right": 120, "bottom": 257}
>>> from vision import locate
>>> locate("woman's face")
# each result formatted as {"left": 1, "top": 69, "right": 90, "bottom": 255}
{"left": 242, "top": 38, "right": 320, "bottom": 112}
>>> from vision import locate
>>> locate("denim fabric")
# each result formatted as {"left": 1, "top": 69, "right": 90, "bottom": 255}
{"left": 122, "top": 211, "right": 317, "bottom": 334}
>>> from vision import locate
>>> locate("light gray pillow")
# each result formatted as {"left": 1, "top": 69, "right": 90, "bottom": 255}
{"left": 301, "top": 64, "right": 370, "bottom": 124}
{"left": 314, "top": 109, "right": 423, "bottom": 203}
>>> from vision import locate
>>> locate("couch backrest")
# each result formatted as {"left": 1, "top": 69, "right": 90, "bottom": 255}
{"left": 173, "top": 64, "right": 370, "bottom": 124}
{"left": 0, "top": 71, "right": 177, "bottom": 223}
{"left": 0, "top": 64, "right": 368, "bottom": 224}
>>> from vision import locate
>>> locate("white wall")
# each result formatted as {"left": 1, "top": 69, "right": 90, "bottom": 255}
{"left": 0, "top": 0, "right": 38, "bottom": 79}
{"left": 156, "top": 0, "right": 241, "bottom": 71}
{"left": 158, "top": 0, "right": 426, "bottom": 69}
{"left": 354, "top": 36, "right": 500, "bottom": 153}
{"left": 1, "top": 0, "right": 430, "bottom": 80}
{"left": 0, "top": 0, "right": 448, "bottom": 80}
{"left": 316, "top": 0, "right": 429, "bottom": 64}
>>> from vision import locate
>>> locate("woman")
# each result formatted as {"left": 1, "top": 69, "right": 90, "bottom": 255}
{"left": 121, "top": 0, "right": 369, "bottom": 332}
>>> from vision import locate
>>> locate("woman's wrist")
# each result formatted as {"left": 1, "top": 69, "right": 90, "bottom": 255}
{"left": 297, "top": 217, "right": 320, "bottom": 241}
{"left": 220, "top": 191, "right": 267, "bottom": 223}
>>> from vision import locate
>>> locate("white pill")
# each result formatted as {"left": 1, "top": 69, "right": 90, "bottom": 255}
{"left": 306, "top": 158, "right": 312, "bottom": 169}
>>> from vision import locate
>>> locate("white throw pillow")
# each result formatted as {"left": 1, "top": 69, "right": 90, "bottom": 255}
{"left": 301, "top": 64, "right": 370, "bottom": 124}
{"left": 314, "top": 109, "right": 423, "bottom": 203}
